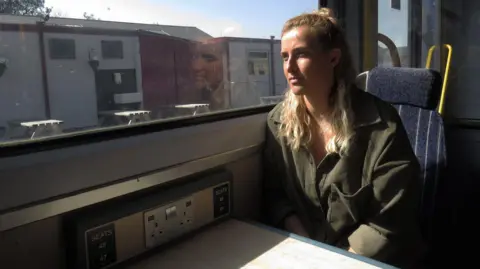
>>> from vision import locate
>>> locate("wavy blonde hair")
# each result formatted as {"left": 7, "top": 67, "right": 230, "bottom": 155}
{"left": 278, "top": 8, "right": 357, "bottom": 154}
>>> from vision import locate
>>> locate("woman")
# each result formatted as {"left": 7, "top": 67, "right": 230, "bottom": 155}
{"left": 263, "top": 8, "right": 426, "bottom": 268}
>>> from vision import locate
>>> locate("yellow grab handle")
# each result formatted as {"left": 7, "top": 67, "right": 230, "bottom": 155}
{"left": 425, "top": 44, "right": 452, "bottom": 115}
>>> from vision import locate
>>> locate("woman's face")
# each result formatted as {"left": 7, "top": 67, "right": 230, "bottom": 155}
{"left": 192, "top": 42, "right": 224, "bottom": 91}
{"left": 281, "top": 26, "right": 340, "bottom": 98}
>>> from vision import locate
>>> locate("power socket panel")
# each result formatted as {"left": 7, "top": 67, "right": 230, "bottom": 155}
{"left": 144, "top": 196, "right": 195, "bottom": 249}
{"left": 66, "top": 169, "right": 232, "bottom": 269}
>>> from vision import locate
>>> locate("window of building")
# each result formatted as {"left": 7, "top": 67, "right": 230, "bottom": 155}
{"left": 101, "top": 40, "right": 124, "bottom": 59}
{"left": 247, "top": 52, "right": 269, "bottom": 76}
{"left": 391, "top": 0, "right": 401, "bottom": 10}
{"left": 49, "top": 38, "right": 76, "bottom": 59}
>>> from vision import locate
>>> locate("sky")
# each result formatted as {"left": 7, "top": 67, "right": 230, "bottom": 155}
{"left": 44, "top": 0, "right": 408, "bottom": 45}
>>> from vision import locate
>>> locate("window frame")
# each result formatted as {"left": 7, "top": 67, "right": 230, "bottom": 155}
{"left": 0, "top": 106, "right": 275, "bottom": 158}
{"left": 0, "top": 108, "right": 270, "bottom": 217}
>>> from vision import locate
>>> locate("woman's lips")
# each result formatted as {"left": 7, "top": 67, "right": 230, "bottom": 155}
{"left": 289, "top": 77, "right": 302, "bottom": 85}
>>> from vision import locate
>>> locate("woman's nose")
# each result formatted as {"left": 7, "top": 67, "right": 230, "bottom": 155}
{"left": 285, "top": 58, "right": 296, "bottom": 73}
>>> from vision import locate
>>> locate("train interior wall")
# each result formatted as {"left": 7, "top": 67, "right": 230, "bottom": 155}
{"left": 0, "top": 114, "right": 267, "bottom": 269}
{"left": 438, "top": 0, "right": 480, "bottom": 262}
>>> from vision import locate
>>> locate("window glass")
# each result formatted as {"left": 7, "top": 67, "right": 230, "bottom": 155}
{"left": 101, "top": 40, "right": 124, "bottom": 59}
{"left": 391, "top": 0, "right": 401, "bottom": 10}
{"left": 378, "top": 0, "right": 410, "bottom": 67}
{"left": 0, "top": 0, "right": 317, "bottom": 143}
{"left": 248, "top": 52, "right": 269, "bottom": 76}
{"left": 49, "top": 38, "right": 76, "bottom": 59}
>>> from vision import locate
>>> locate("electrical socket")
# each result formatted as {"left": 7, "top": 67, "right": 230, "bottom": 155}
{"left": 144, "top": 196, "right": 195, "bottom": 249}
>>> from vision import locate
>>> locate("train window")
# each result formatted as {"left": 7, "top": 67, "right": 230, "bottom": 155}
{"left": 0, "top": 0, "right": 318, "bottom": 148}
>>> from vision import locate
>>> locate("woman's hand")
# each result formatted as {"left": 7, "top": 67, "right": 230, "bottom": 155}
{"left": 284, "top": 214, "right": 309, "bottom": 238}
{"left": 285, "top": 214, "right": 358, "bottom": 254}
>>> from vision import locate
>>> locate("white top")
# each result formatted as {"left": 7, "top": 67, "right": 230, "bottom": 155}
{"left": 114, "top": 110, "right": 151, "bottom": 116}
{"left": 174, "top": 104, "right": 210, "bottom": 109}
{"left": 19, "top": 120, "right": 63, "bottom": 127}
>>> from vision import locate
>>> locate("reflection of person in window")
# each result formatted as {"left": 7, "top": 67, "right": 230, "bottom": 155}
{"left": 192, "top": 41, "right": 229, "bottom": 110}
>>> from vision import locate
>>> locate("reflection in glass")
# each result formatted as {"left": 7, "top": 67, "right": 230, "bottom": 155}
{"left": 0, "top": 0, "right": 317, "bottom": 142}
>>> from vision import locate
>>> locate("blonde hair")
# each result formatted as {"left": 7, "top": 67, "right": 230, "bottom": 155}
{"left": 278, "top": 8, "right": 356, "bottom": 154}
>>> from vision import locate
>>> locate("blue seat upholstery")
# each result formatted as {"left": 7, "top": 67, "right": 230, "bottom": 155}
{"left": 365, "top": 67, "right": 446, "bottom": 243}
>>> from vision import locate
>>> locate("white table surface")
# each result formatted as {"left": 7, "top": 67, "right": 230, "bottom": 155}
{"left": 127, "top": 219, "right": 397, "bottom": 269}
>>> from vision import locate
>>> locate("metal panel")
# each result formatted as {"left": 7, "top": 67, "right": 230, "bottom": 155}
{"left": 0, "top": 113, "right": 267, "bottom": 211}
{"left": 329, "top": 0, "right": 365, "bottom": 72}
{"left": 362, "top": 0, "right": 378, "bottom": 71}
{"left": 0, "top": 144, "right": 260, "bottom": 231}
{"left": 0, "top": 31, "right": 46, "bottom": 129}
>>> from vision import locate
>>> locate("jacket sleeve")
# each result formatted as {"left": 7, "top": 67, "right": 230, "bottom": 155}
{"left": 262, "top": 122, "right": 295, "bottom": 228}
{"left": 348, "top": 117, "right": 423, "bottom": 260}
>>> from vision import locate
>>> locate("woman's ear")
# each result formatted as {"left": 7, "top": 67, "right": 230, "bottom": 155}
{"left": 329, "top": 48, "right": 341, "bottom": 68}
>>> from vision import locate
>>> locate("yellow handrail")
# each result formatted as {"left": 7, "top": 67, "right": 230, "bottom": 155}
{"left": 425, "top": 44, "right": 452, "bottom": 115}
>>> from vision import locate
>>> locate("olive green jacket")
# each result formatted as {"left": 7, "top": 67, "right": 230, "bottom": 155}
{"left": 263, "top": 88, "right": 426, "bottom": 268}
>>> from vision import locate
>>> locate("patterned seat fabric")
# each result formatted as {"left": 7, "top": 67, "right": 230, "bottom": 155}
{"left": 366, "top": 66, "right": 446, "bottom": 243}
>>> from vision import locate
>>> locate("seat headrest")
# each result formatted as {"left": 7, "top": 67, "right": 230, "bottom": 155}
{"left": 366, "top": 67, "right": 442, "bottom": 109}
